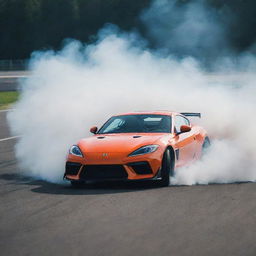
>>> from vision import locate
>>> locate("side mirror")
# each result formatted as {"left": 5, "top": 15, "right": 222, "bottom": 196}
{"left": 176, "top": 125, "right": 191, "bottom": 135}
{"left": 180, "top": 125, "right": 191, "bottom": 133}
{"left": 90, "top": 126, "right": 98, "bottom": 134}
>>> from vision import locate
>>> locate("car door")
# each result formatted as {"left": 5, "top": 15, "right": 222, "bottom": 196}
{"left": 173, "top": 115, "right": 196, "bottom": 167}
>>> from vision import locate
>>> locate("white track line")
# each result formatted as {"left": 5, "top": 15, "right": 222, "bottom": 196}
{"left": 0, "top": 109, "right": 12, "bottom": 113}
{"left": 0, "top": 75, "right": 28, "bottom": 78}
{"left": 0, "top": 136, "right": 19, "bottom": 142}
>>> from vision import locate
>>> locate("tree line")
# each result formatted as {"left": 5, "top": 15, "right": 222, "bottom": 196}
{"left": 0, "top": 0, "right": 256, "bottom": 59}
{"left": 0, "top": 0, "right": 150, "bottom": 59}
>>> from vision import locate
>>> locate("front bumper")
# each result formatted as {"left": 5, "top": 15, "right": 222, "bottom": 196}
{"left": 64, "top": 151, "right": 163, "bottom": 182}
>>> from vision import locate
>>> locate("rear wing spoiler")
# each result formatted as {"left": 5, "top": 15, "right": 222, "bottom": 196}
{"left": 180, "top": 112, "right": 201, "bottom": 118}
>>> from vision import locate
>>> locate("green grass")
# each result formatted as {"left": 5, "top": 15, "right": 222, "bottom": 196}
{"left": 0, "top": 91, "right": 19, "bottom": 110}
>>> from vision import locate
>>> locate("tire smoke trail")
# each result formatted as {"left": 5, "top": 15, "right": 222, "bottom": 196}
{"left": 7, "top": 3, "right": 256, "bottom": 185}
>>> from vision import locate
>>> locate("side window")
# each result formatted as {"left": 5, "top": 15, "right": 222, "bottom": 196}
{"left": 174, "top": 116, "right": 190, "bottom": 133}
{"left": 184, "top": 117, "right": 190, "bottom": 126}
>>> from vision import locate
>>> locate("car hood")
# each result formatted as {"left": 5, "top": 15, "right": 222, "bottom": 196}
{"left": 78, "top": 133, "right": 170, "bottom": 153}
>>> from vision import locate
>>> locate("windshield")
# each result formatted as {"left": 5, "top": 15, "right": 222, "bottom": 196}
{"left": 98, "top": 114, "right": 172, "bottom": 134}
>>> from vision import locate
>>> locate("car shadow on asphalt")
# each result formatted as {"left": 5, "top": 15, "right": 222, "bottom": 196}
{"left": 33, "top": 180, "right": 167, "bottom": 195}
{"left": 1, "top": 173, "right": 253, "bottom": 196}
{"left": 0, "top": 173, "right": 167, "bottom": 195}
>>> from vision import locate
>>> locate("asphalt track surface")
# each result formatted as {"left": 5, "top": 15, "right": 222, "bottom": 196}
{"left": 1, "top": 111, "right": 256, "bottom": 256}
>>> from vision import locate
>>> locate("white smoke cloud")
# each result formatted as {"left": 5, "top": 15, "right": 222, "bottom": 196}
{"left": 7, "top": 4, "right": 256, "bottom": 185}
{"left": 140, "top": 0, "right": 229, "bottom": 61}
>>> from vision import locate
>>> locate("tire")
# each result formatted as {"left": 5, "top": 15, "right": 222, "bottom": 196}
{"left": 70, "top": 180, "right": 85, "bottom": 188}
{"left": 202, "top": 137, "right": 211, "bottom": 155}
{"left": 159, "top": 149, "right": 174, "bottom": 187}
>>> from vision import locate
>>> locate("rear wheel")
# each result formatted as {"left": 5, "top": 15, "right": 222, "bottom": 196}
{"left": 159, "top": 149, "right": 174, "bottom": 187}
{"left": 202, "top": 137, "right": 211, "bottom": 154}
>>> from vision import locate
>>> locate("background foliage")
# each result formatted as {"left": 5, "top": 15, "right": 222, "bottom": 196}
{"left": 0, "top": 0, "right": 256, "bottom": 59}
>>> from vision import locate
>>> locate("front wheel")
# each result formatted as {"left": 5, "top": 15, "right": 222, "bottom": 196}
{"left": 159, "top": 149, "right": 174, "bottom": 187}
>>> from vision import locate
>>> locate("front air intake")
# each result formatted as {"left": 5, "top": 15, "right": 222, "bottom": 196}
{"left": 80, "top": 165, "right": 128, "bottom": 180}
{"left": 128, "top": 162, "right": 152, "bottom": 175}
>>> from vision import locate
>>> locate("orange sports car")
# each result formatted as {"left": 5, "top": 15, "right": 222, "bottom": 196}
{"left": 64, "top": 111, "right": 210, "bottom": 186}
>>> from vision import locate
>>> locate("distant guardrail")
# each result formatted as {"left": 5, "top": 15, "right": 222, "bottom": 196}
{"left": 0, "top": 59, "right": 29, "bottom": 71}
{"left": 0, "top": 70, "right": 30, "bottom": 91}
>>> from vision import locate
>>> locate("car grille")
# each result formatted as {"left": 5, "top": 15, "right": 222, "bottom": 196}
{"left": 128, "top": 162, "right": 152, "bottom": 175}
{"left": 80, "top": 165, "right": 128, "bottom": 180}
{"left": 65, "top": 162, "right": 82, "bottom": 176}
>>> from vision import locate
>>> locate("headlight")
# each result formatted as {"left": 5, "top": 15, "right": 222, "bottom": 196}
{"left": 129, "top": 145, "right": 159, "bottom": 157}
{"left": 69, "top": 145, "right": 83, "bottom": 157}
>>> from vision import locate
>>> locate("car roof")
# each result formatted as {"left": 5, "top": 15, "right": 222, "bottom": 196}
{"left": 113, "top": 111, "right": 180, "bottom": 117}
